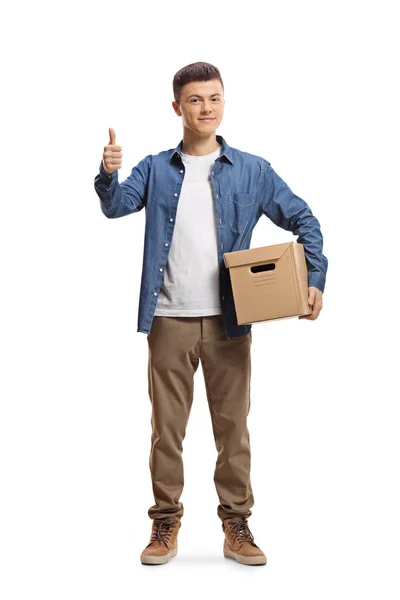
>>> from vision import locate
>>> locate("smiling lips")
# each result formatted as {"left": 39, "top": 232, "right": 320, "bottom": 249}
{"left": 199, "top": 118, "right": 215, "bottom": 121}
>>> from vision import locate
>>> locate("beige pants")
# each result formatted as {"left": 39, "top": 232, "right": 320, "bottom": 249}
{"left": 146, "top": 314, "right": 254, "bottom": 522}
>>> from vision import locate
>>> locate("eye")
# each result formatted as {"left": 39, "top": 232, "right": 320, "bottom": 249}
{"left": 190, "top": 98, "right": 221, "bottom": 103}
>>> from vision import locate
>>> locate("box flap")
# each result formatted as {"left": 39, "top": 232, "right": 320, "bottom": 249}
{"left": 223, "top": 242, "right": 294, "bottom": 269}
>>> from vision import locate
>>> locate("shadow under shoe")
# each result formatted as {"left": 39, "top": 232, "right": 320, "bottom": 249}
{"left": 140, "top": 516, "right": 181, "bottom": 565}
{"left": 222, "top": 517, "right": 267, "bottom": 566}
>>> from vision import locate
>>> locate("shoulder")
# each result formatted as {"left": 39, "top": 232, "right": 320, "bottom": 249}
{"left": 230, "top": 145, "right": 271, "bottom": 171}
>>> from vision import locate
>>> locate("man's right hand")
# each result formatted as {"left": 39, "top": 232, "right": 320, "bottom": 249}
{"left": 102, "top": 128, "right": 123, "bottom": 174}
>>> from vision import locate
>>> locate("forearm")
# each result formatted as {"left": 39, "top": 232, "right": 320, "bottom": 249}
{"left": 260, "top": 160, "right": 328, "bottom": 292}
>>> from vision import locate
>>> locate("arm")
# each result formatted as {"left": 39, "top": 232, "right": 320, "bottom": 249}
{"left": 94, "top": 155, "right": 151, "bottom": 218}
{"left": 259, "top": 159, "right": 328, "bottom": 293}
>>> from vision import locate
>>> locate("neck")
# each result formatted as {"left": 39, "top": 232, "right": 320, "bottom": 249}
{"left": 181, "top": 130, "right": 220, "bottom": 156}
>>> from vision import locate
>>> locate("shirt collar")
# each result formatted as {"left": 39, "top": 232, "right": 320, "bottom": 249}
{"left": 168, "top": 134, "right": 234, "bottom": 165}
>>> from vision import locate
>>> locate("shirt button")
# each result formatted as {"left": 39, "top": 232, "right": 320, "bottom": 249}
{"left": 159, "top": 268, "right": 163, "bottom": 272}
{"left": 216, "top": 194, "right": 219, "bottom": 198}
{"left": 153, "top": 292, "right": 157, "bottom": 296}
{"left": 211, "top": 171, "right": 214, "bottom": 175}
{"left": 180, "top": 170, "right": 183, "bottom": 173}
{"left": 170, "top": 218, "right": 173, "bottom": 222}
{"left": 220, "top": 244, "right": 224, "bottom": 249}
{"left": 174, "top": 193, "right": 178, "bottom": 197}
{"left": 165, "top": 242, "right": 169, "bottom": 246}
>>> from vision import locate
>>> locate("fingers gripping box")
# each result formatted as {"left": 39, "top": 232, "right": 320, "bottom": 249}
{"left": 223, "top": 242, "right": 312, "bottom": 325}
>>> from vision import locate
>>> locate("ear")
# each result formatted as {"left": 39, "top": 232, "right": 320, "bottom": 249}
{"left": 172, "top": 100, "right": 181, "bottom": 117}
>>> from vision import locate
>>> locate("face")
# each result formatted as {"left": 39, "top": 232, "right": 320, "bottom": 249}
{"left": 172, "top": 79, "right": 225, "bottom": 134}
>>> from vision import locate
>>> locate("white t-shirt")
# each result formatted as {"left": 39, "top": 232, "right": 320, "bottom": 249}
{"left": 154, "top": 144, "right": 222, "bottom": 316}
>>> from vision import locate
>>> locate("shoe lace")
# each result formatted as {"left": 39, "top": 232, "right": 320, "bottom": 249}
{"left": 228, "top": 518, "right": 255, "bottom": 544}
{"left": 150, "top": 517, "right": 178, "bottom": 546}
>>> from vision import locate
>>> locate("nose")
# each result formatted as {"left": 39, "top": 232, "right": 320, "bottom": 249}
{"left": 201, "top": 102, "right": 214, "bottom": 114}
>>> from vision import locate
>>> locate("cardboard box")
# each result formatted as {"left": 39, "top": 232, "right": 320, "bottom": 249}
{"left": 223, "top": 242, "right": 312, "bottom": 325}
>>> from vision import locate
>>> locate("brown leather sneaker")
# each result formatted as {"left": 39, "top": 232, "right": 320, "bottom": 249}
{"left": 140, "top": 516, "right": 181, "bottom": 565}
{"left": 222, "top": 516, "right": 267, "bottom": 565}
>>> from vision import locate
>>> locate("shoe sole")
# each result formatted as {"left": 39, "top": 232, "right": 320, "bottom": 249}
{"left": 140, "top": 546, "right": 178, "bottom": 565}
{"left": 223, "top": 544, "right": 267, "bottom": 566}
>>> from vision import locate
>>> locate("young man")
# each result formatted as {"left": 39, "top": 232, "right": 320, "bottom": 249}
{"left": 94, "top": 62, "right": 328, "bottom": 566}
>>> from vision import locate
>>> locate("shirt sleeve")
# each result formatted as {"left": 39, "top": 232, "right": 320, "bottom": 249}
{"left": 260, "top": 159, "right": 328, "bottom": 293}
{"left": 94, "top": 156, "right": 151, "bottom": 218}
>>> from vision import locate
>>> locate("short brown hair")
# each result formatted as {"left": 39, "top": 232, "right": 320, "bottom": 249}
{"left": 173, "top": 62, "right": 224, "bottom": 104}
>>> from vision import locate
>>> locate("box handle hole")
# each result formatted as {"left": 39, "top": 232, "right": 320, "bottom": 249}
{"left": 250, "top": 263, "right": 276, "bottom": 273}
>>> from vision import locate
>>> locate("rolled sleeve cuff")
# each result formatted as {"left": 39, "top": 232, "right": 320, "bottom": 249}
{"left": 307, "top": 272, "right": 326, "bottom": 293}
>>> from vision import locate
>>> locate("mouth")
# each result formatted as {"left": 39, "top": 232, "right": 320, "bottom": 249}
{"left": 198, "top": 118, "right": 215, "bottom": 121}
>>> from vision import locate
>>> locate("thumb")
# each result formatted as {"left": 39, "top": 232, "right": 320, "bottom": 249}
{"left": 109, "top": 127, "right": 116, "bottom": 146}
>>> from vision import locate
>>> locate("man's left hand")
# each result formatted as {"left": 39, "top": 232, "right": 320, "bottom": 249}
{"left": 298, "top": 286, "right": 323, "bottom": 320}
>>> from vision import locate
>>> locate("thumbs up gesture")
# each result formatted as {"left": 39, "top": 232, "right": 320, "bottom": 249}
{"left": 102, "top": 128, "right": 123, "bottom": 174}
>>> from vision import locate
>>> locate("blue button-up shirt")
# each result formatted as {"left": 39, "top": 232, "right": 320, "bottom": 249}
{"left": 94, "top": 134, "right": 328, "bottom": 339}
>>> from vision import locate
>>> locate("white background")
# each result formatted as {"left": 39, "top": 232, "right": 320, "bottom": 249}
{"left": 1, "top": 0, "right": 399, "bottom": 598}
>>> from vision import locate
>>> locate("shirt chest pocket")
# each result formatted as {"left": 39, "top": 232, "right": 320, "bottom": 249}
{"left": 228, "top": 193, "right": 256, "bottom": 233}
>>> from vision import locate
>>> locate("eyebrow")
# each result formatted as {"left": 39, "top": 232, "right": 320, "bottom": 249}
{"left": 187, "top": 93, "right": 222, "bottom": 98}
